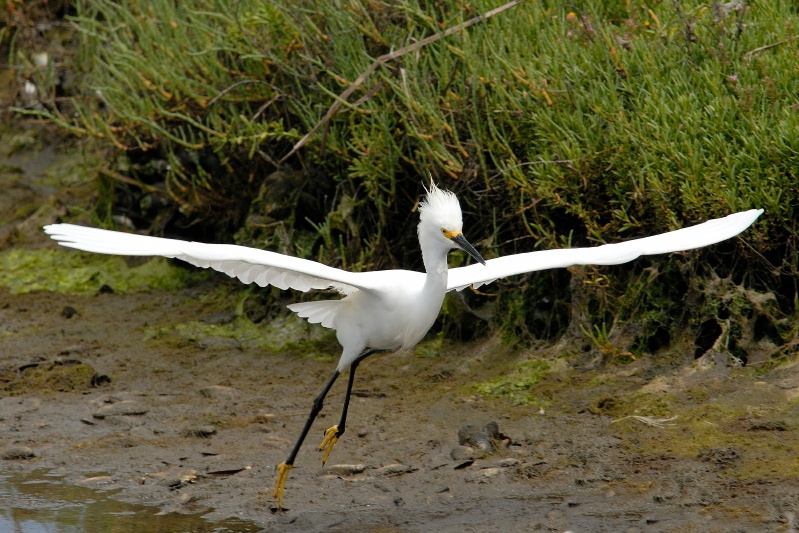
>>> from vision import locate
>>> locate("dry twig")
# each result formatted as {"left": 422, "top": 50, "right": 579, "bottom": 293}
{"left": 611, "top": 415, "right": 679, "bottom": 428}
{"left": 278, "top": 0, "right": 524, "bottom": 164}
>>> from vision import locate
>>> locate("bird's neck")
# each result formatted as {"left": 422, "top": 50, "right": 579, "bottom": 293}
{"left": 419, "top": 233, "right": 450, "bottom": 291}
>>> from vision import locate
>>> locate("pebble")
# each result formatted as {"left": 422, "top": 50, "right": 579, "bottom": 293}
{"left": 93, "top": 400, "right": 149, "bottom": 419}
{"left": 77, "top": 475, "right": 115, "bottom": 487}
{"left": 375, "top": 464, "right": 416, "bottom": 477}
{"left": 90, "top": 374, "right": 112, "bottom": 387}
{"left": 162, "top": 471, "right": 198, "bottom": 490}
{"left": 323, "top": 464, "right": 366, "bottom": 477}
{"left": 464, "top": 467, "right": 501, "bottom": 483}
{"left": 451, "top": 445, "right": 476, "bottom": 461}
{"left": 1, "top": 446, "right": 36, "bottom": 460}
{"left": 199, "top": 385, "right": 238, "bottom": 399}
{"left": 458, "top": 421, "right": 505, "bottom": 453}
{"left": 182, "top": 425, "right": 217, "bottom": 438}
{"left": 480, "top": 458, "right": 520, "bottom": 469}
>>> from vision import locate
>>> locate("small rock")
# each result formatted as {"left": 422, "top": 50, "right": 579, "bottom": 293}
{"left": 93, "top": 400, "right": 148, "bottom": 419}
{"left": 480, "top": 467, "right": 502, "bottom": 477}
{"left": 458, "top": 421, "right": 508, "bottom": 454}
{"left": 183, "top": 425, "right": 217, "bottom": 438}
{"left": 375, "top": 464, "right": 416, "bottom": 477}
{"left": 90, "top": 374, "right": 112, "bottom": 387}
{"left": 253, "top": 413, "right": 274, "bottom": 424}
{"left": 199, "top": 385, "right": 238, "bottom": 399}
{"left": 113, "top": 437, "right": 139, "bottom": 448}
{"left": 323, "top": 464, "right": 366, "bottom": 477}
{"left": 465, "top": 467, "right": 502, "bottom": 483}
{"left": 78, "top": 475, "right": 115, "bottom": 487}
{"left": 451, "top": 445, "right": 476, "bottom": 461}
{"left": 207, "top": 466, "right": 249, "bottom": 476}
{"left": 61, "top": 306, "right": 77, "bottom": 318}
{"left": 748, "top": 420, "right": 788, "bottom": 431}
{"left": 162, "top": 471, "right": 198, "bottom": 490}
{"left": 1, "top": 446, "right": 36, "bottom": 460}
{"left": 372, "top": 482, "right": 392, "bottom": 493}
{"left": 59, "top": 346, "right": 84, "bottom": 356}
{"left": 480, "top": 458, "right": 520, "bottom": 469}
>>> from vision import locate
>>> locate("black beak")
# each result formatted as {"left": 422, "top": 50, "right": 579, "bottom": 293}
{"left": 451, "top": 233, "right": 486, "bottom": 265}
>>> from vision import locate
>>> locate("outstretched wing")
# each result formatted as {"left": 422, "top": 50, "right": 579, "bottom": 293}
{"left": 44, "top": 223, "right": 376, "bottom": 294}
{"left": 447, "top": 209, "right": 763, "bottom": 292}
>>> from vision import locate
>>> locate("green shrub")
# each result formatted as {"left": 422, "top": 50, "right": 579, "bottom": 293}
{"left": 14, "top": 0, "right": 799, "bottom": 360}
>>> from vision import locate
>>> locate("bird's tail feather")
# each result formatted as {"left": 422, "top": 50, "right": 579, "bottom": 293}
{"left": 288, "top": 300, "right": 342, "bottom": 330}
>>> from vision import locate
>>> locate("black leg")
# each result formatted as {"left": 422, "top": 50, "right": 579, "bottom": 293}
{"left": 273, "top": 368, "right": 340, "bottom": 508}
{"left": 319, "top": 348, "right": 379, "bottom": 464}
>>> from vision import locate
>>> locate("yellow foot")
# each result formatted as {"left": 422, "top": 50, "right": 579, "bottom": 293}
{"left": 273, "top": 462, "right": 293, "bottom": 509}
{"left": 319, "top": 425, "right": 340, "bottom": 465}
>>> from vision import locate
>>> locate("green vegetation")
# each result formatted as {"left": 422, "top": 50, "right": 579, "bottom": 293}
{"left": 474, "top": 358, "right": 552, "bottom": 406}
{"left": 0, "top": 249, "right": 191, "bottom": 294}
{"left": 1, "top": 360, "right": 99, "bottom": 397}
{"left": 7, "top": 0, "right": 799, "bottom": 362}
{"left": 143, "top": 313, "right": 338, "bottom": 359}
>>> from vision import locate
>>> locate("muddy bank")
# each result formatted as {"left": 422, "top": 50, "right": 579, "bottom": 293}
{"left": 2, "top": 280, "right": 799, "bottom": 532}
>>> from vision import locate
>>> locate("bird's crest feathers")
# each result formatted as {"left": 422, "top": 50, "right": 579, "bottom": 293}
{"left": 419, "top": 182, "right": 463, "bottom": 232}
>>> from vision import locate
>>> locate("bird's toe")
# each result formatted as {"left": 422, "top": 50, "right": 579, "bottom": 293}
{"left": 319, "top": 425, "right": 340, "bottom": 465}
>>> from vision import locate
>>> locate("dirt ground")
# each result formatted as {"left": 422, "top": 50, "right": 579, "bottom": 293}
{"left": 2, "top": 142, "right": 799, "bottom": 532}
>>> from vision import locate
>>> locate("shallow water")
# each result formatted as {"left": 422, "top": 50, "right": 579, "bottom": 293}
{"left": 0, "top": 470, "right": 261, "bottom": 533}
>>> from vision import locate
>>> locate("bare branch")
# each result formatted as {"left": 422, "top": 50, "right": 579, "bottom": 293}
{"left": 278, "top": 0, "right": 524, "bottom": 164}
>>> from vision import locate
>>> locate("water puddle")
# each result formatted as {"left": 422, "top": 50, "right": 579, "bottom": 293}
{"left": 0, "top": 470, "right": 261, "bottom": 533}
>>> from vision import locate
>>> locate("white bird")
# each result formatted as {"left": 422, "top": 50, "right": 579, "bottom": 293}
{"left": 43, "top": 184, "right": 763, "bottom": 508}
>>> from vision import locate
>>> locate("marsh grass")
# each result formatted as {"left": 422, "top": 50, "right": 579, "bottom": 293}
{"left": 11, "top": 0, "right": 799, "bottom": 359}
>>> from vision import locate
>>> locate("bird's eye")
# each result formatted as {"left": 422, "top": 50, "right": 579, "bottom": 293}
{"left": 440, "top": 229, "right": 447, "bottom": 235}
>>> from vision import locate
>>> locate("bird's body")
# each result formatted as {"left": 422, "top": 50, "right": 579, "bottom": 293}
{"left": 44, "top": 184, "right": 763, "bottom": 508}
{"left": 292, "top": 268, "right": 441, "bottom": 369}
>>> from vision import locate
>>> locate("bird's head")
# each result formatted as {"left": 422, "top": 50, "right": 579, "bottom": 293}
{"left": 419, "top": 183, "right": 486, "bottom": 265}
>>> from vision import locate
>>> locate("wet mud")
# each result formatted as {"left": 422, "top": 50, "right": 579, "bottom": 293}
{"left": 2, "top": 283, "right": 799, "bottom": 532}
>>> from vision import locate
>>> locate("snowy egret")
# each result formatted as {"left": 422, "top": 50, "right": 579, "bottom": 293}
{"left": 44, "top": 184, "right": 762, "bottom": 508}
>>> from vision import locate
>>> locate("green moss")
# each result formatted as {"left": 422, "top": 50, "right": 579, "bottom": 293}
{"left": 143, "top": 314, "right": 338, "bottom": 360}
{"left": 1, "top": 361, "right": 98, "bottom": 397}
{"left": 413, "top": 337, "right": 445, "bottom": 359}
{"left": 474, "top": 359, "right": 551, "bottom": 406}
{"left": 0, "top": 249, "right": 191, "bottom": 294}
{"left": 623, "top": 391, "right": 677, "bottom": 418}
{"left": 607, "top": 371, "right": 799, "bottom": 481}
